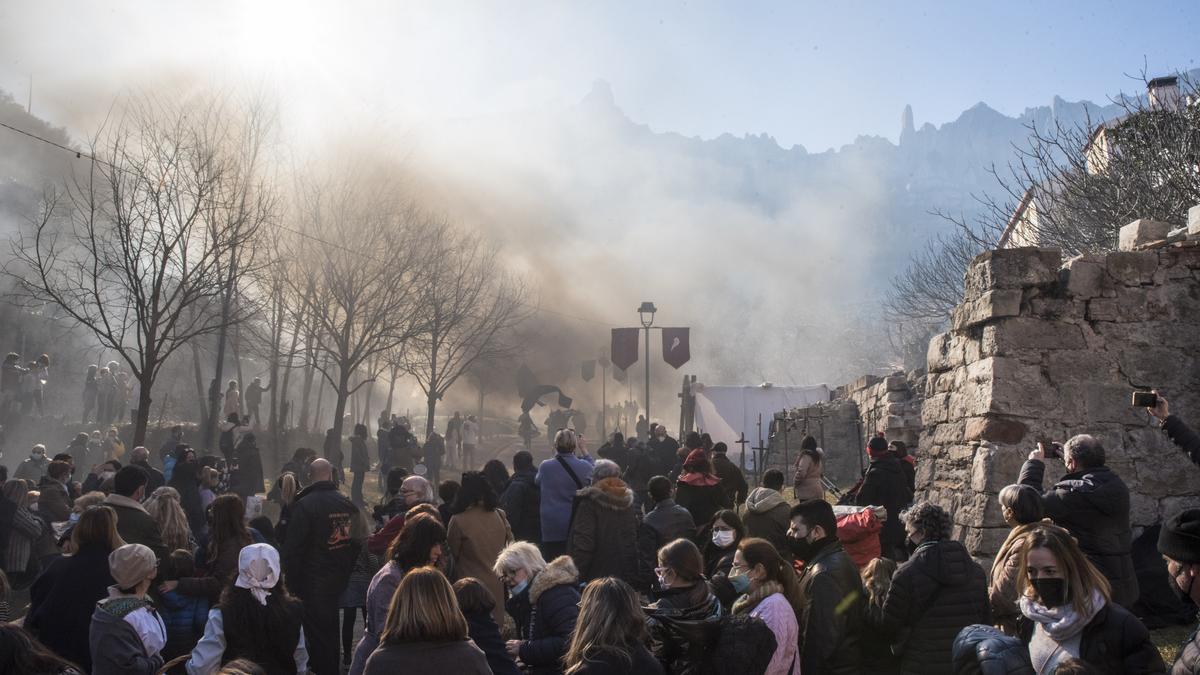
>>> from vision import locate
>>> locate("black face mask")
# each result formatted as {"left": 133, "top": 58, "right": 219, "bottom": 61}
{"left": 787, "top": 536, "right": 814, "bottom": 561}
{"left": 1031, "top": 578, "right": 1068, "bottom": 607}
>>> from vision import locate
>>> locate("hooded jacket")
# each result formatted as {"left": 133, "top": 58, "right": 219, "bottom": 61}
{"left": 1019, "top": 459, "right": 1139, "bottom": 607}
{"left": 881, "top": 539, "right": 991, "bottom": 675}
{"left": 645, "top": 581, "right": 722, "bottom": 674}
{"left": 744, "top": 487, "right": 794, "bottom": 563}
{"left": 795, "top": 538, "right": 864, "bottom": 675}
{"left": 89, "top": 597, "right": 165, "bottom": 675}
{"left": 567, "top": 476, "right": 639, "bottom": 583}
{"left": 513, "top": 555, "right": 582, "bottom": 675}
{"left": 793, "top": 449, "right": 825, "bottom": 502}
{"left": 834, "top": 507, "right": 882, "bottom": 569}
{"left": 856, "top": 455, "right": 912, "bottom": 550}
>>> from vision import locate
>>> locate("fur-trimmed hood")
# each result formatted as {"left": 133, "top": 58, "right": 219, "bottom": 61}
{"left": 574, "top": 476, "right": 634, "bottom": 511}
{"left": 746, "top": 487, "right": 787, "bottom": 514}
{"left": 530, "top": 555, "right": 579, "bottom": 604}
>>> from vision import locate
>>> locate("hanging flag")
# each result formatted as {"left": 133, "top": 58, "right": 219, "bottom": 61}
{"left": 662, "top": 327, "right": 691, "bottom": 369}
{"left": 611, "top": 327, "right": 639, "bottom": 371}
{"left": 516, "top": 364, "right": 574, "bottom": 413}
{"left": 613, "top": 366, "right": 627, "bottom": 383}
{"left": 581, "top": 360, "right": 596, "bottom": 382}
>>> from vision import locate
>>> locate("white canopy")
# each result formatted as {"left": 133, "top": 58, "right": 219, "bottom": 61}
{"left": 692, "top": 382, "right": 831, "bottom": 464}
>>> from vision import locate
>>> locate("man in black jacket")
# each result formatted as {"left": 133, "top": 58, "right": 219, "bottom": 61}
{"left": 103, "top": 465, "right": 166, "bottom": 561}
{"left": 1158, "top": 508, "right": 1200, "bottom": 674}
{"left": 710, "top": 442, "right": 748, "bottom": 507}
{"left": 1019, "top": 435, "right": 1139, "bottom": 607}
{"left": 129, "top": 446, "right": 165, "bottom": 494}
{"left": 789, "top": 499, "right": 864, "bottom": 675}
{"left": 856, "top": 436, "right": 912, "bottom": 560}
{"left": 1148, "top": 391, "right": 1200, "bottom": 467}
{"left": 500, "top": 450, "right": 541, "bottom": 544}
{"left": 282, "top": 458, "right": 364, "bottom": 675}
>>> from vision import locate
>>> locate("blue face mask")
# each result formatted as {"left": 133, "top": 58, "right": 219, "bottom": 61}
{"left": 728, "top": 571, "right": 751, "bottom": 594}
{"left": 511, "top": 579, "right": 530, "bottom": 596}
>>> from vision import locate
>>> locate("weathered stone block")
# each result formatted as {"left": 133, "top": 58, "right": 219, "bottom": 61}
{"left": 952, "top": 289, "right": 1023, "bottom": 330}
{"left": 965, "top": 416, "right": 1029, "bottom": 445}
{"left": 1189, "top": 205, "right": 1200, "bottom": 237}
{"left": 922, "top": 393, "right": 950, "bottom": 426}
{"left": 1118, "top": 219, "right": 1170, "bottom": 251}
{"left": 926, "top": 332, "right": 955, "bottom": 374}
{"left": 1118, "top": 347, "right": 1193, "bottom": 388}
{"left": 885, "top": 374, "right": 908, "bottom": 391}
{"left": 981, "top": 318, "right": 1086, "bottom": 356}
{"left": 1130, "top": 492, "right": 1160, "bottom": 528}
{"left": 1162, "top": 496, "right": 1200, "bottom": 520}
{"left": 964, "top": 247, "right": 1063, "bottom": 297}
{"left": 1107, "top": 250, "right": 1159, "bottom": 285}
{"left": 1044, "top": 350, "right": 1117, "bottom": 386}
{"left": 1065, "top": 256, "right": 1106, "bottom": 299}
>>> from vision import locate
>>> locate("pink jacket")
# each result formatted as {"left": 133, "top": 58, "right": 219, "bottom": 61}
{"left": 751, "top": 593, "right": 799, "bottom": 675}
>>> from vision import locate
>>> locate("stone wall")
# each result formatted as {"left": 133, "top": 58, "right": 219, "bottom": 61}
{"left": 921, "top": 220, "right": 1200, "bottom": 562}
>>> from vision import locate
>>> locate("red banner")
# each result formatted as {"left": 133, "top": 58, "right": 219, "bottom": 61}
{"left": 611, "top": 328, "right": 639, "bottom": 371}
{"left": 662, "top": 327, "right": 690, "bottom": 369}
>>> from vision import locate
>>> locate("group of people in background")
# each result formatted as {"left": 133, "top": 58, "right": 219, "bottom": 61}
{"left": 1, "top": 352, "right": 50, "bottom": 422}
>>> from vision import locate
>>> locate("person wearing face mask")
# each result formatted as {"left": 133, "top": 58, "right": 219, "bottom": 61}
{"left": 729, "top": 538, "right": 801, "bottom": 675}
{"left": 879, "top": 501, "right": 989, "bottom": 675}
{"left": 788, "top": 499, "right": 864, "bottom": 675}
{"left": 15, "top": 443, "right": 49, "bottom": 481}
{"left": 493, "top": 542, "right": 580, "bottom": 675}
{"left": 36, "top": 460, "right": 75, "bottom": 523}
{"left": 104, "top": 466, "right": 167, "bottom": 561}
{"left": 702, "top": 509, "right": 744, "bottom": 579}
{"left": 1158, "top": 508, "right": 1200, "bottom": 674}
{"left": 644, "top": 538, "right": 721, "bottom": 673}
{"left": 989, "top": 484, "right": 1049, "bottom": 635}
{"left": 1016, "top": 523, "right": 1162, "bottom": 674}
{"left": 347, "top": 514, "right": 446, "bottom": 675}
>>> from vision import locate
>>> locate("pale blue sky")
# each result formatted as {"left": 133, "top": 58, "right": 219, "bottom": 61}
{"left": 1, "top": 1, "right": 1197, "bottom": 149}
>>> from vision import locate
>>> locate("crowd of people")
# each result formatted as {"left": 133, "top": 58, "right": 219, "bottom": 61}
{"left": 0, "top": 391, "right": 1198, "bottom": 674}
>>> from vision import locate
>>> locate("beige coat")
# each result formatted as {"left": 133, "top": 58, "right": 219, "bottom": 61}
{"left": 448, "top": 505, "right": 513, "bottom": 626}
{"left": 792, "top": 449, "right": 825, "bottom": 502}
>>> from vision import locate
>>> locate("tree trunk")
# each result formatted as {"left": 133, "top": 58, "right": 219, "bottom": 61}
{"left": 134, "top": 373, "right": 154, "bottom": 446}
{"left": 314, "top": 354, "right": 328, "bottom": 432}
{"left": 191, "top": 344, "right": 209, "bottom": 425}
{"left": 385, "top": 367, "right": 397, "bottom": 418}
{"left": 299, "top": 351, "right": 315, "bottom": 433}
{"left": 426, "top": 393, "right": 438, "bottom": 439}
{"left": 232, "top": 325, "right": 246, "bottom": 417}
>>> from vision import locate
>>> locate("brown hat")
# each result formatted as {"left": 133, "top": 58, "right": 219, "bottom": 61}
{"left": 109, "top": 543, "right": 157, "bottom": 590}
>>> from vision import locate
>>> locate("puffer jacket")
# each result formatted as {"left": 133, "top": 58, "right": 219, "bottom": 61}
{"left": 1171, "top": 620, "right": 1200, "bottom": 675}
{"left": 743, "top": 487, "right": 793, "bottom": 563}
{"left": 514, "top": 555, "right": 582, "bottom": 675}
{"left": 881, "top": 539, "right": 991, "bottom": 675}
{"left": 567, "top": 476, "right": 639, "bottom": 583}
{"left": 952, "top": 624, "right": 1034, "bottom": 675}
{"left": 833, "top": 506, "right": 882, "bottom": 568}
{"left": 644, "top": 581, "right": 722, "bottom": 674}
{"left": 795, "top": 538, "right": 864, "bottom": 675}
{"left": 793, "top": 449, "right": 825, "bottom": 502}
{"left": 1019, "top": 459, "right": 1139, "bottom": 607}
{"left": 856, "top": 455, "right": 912, "bottom": 552}
{"left": 1017, "top": 601, "right": 1165, "bottom": 674}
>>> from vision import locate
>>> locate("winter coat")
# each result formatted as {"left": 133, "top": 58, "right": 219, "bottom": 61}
{"left": 423, "top": 434, "right": 445, "bottom": 469}
{"left": 1017, "top": 601, "right": 1165, "bottom": 674}
{"left": 349, "top": 436, "right": 370, "bottom": 473}
{"left": 231, "top": 436, "right": 265, "bottom": 497}
{"left": 15, "top": 455, "right": 48, "bottom": 482}
{"left": 989, "top": 522, "right": 1044, "bottom": 636}
{"left": 363, "top": 640, "right": 491, "bottom": 675}
{"left": 1172, "top": 619, "right": 1200, "bottom": 675}
{"left": 952, "top": 624, "right": 1034, "bottom": 675}
{"left": 856, "top": 455, "right": 912, "bottom": 551}
{"left": 794, "top": 538, "right": 864, "bottom": 675}
{"left": 514, "top": 555, "right": 581, "bottom": 675}
{"left": 500, "top": 467, "right": 541, "bottom": 543}
{"left": 535, "top": 451, "right": 594, "bottom": 543}
{"left": 158, "top": 588, "right": 208, "bottom": 662}
{"left": 104, "top": 493, "right": 167, "bottom": 561}
{"left": 899, "top": 454, "right": 917, "bottom": 494}
{"left": 675, "top": 476, "right": 730, "bottom": 531}
{"left": 1164, "top": 415, "right": 1200, "bottom": 467}
{"left": 448, "top": 505, "right": 514, "bottom": 627}
{"left": 566, "top": 476, "right": 639, "bottom": 584}
{"left": 131, "top": 460, "right": 165, "bottom": 494}
{"left": 1019, "top": 459, "right": 1139, "bottom": 607}
{"left": 176, "top": 532, "right": 253, "bottom": 604}
{"left": 645, "top": 581, "right": 722, "bottom": 674}
{"left": 464, "top": 610, "right": 522, "bottom": 675}
{"left": 89, "top": 598, "right": 165, "bottom": 675}
{"left": 2, "top": 501, "right": 44, "bottom": 574}
{"left": 705, "top": 544, "right": 737, "bottom": 580}
{"left": 281, "top": 480, "right": 362, "bottom": 600}
{"left": 743, "top": 487, "right": 794, "bottom": 563}
{"left": 348, "top": 561, "right": 405, "bottom": 675}
{"left": 881, "top": 539, "right": 991, "bottom": 675}
{"left": 36, "top": 476, "right": 73, "bottom": 522}
{"left": 27, "top": 543, "right": 116, "bottom": 671}
{"left": 638, "top": 498, "right": 697, "bottom": 589}
{"left": 570, "top": 644, "right": 665, "bottom": 675}
{"left": 737, "top": 587, "right": 799, "bottom": 675}
{"left": 597, "top": 442, "right": 630, "bottom": 472}
{"left": 792, "top": 449, "right": 825, "bottom": 502}
{"left": 169, "top": 459, "right": 206, "bottom": 537}
{"left": 834, "top": 507, "right": 882, "bottom": 569}
{"left": 711, "top": 452, "right": 749, "bottom": 506}
{"left": 67, "top": 437, "right": 93, "bottom": 471}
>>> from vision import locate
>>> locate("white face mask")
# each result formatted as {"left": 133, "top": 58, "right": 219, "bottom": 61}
{"left": 712, "top": 529, "right": 735, "bottom": 548}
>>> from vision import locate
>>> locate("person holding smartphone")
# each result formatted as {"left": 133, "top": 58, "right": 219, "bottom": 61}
{"left": 1145, "top": 390, "right": 1200, "bottom": 467}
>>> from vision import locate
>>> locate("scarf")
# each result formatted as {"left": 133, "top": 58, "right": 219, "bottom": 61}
{"left": 234, "top": 543, "right": 281, "bottom": 606}
{"left": 732, "top": 580, "right": 784, "bottom": 615}
{"left": 1019, "top": 589, "right": 1105, "bottom": 674}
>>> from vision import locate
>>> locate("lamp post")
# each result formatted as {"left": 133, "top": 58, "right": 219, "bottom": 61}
{"left": 638, "top": 301, "right": 657, "bottom": 425}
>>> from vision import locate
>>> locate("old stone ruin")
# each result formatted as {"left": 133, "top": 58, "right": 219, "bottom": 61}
{"left": 766, "top": 211, "right": 1200, "bottom": 567}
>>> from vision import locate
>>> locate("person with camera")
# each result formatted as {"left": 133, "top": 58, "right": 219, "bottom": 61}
{"left": 1018, "top": 435, "right": 1139, "bottom": 608}
{"left": 1145, "top": 390, "right": 1200, "bottom": 467}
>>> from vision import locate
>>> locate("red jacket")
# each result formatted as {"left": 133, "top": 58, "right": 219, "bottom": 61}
{"left": 835, "top": 509, "right": 881, "bottom": 569}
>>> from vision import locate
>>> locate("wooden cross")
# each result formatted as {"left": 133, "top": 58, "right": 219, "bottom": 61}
{"left": 735, "top": 432, "right": 751, "bottom": 472}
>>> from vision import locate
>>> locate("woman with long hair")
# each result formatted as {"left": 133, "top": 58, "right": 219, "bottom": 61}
{"left": 448, "top": 471, "right": 513, "bottom": 627}
{"left": 169, "top": 445, "right": 206, "bottom": 536}
{"left": 1, "top": 478, "right": 46, "bottom": 584}
{"left": 27, "top": 506, "right": 124, "bottom": 672}
{"left": 730, "top": 538, "right": 801, "bottom": 675}
{"left": 989, "top": 484, "right": 1047, "bottom": 635}
{"left": 187, "top": 543, "right": 309, "bottom": 674}
{"left": 861, "top": 557, "right": 900, "bottom": 674}
{"left": 272, "top": 472, "right": 298, "bottom": 544}
{"left": 481, "top": 459, "right": 510, "bottom": 499}
{"left": 350, "top": 423, "right": 371, "bottom": 506}
{"left": 675, "top": 449, "right": 730, "bottom": 529}
{"left": 645, "top": 538, "right": 721, "bottom": 673}
{"left": 347, "top": 514, "right": 447, "bottom": 675}
{"left": 0, "top": 623, "right": 82, "bottom": 674}
{"left": 1016, "top": 523, "right": 1162, "bottom": 674}
{"left": 362, "top": 567, "right": 490, "bottom": 675}
{"left": 160, "top": 494, "right": 255, "bottom": 603}
{"left": 563, "top": 577, "right": 662, "bottom": 675}
{"left": 143, "top": 486, "right": 195, "bottom": 554}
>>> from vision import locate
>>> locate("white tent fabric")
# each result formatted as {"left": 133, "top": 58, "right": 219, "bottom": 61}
{"left": 692, "top": 383, "right": 831, "bottom": 466}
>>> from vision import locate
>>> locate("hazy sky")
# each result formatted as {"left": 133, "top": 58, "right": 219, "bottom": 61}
{"left": 2, "top": 1, "right": 1197, "bottom": 150}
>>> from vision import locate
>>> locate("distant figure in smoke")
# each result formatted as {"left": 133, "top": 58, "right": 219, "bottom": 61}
{"left": 461, "top": 416, "right": 480, "bottom": 471}
{"left": 517, "top": 412, "right": 538, "bottom": 451}
{"left": 636, "top": 415, "right": 649, "bottom": 443}
{"left": 222, "top": 379, "right": 241, "bottom": 418}
{"left": 423, "top": 430, "right": 445, "bottom": 487}
{"left": 82, "top": 364, "right": 99, "bottom": 425}
{"left": 445, "top": 412, "right": 463, "bottom": 468}
{"left": 0, "top": 353, "right": 27, "bottom": 419}
{"left": 244, "top": 377, "right": 270, "bottom": 427}
{"left": 27, "top": 355, "right": 49, "bottom": 417}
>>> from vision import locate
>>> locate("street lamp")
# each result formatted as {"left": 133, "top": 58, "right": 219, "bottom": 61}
{"left": 638, "top": 301, "right": 656, "bottom": 425}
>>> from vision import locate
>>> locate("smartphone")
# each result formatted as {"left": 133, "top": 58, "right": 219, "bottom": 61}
{"left": 1132, "top": 391, "right": 1159, "bottom": 407}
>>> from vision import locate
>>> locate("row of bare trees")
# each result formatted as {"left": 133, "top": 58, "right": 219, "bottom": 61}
{"left": 6, "top": 94, "right": 529, "bottom": 449}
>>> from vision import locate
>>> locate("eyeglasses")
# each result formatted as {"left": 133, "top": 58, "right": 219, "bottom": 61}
{"left": 730, "top": 562, "right": 748, "bottom": 573}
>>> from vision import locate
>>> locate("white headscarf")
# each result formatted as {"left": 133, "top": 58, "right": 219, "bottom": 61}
{"left": 234, "top": 543, "right": 280, "bottom": 606}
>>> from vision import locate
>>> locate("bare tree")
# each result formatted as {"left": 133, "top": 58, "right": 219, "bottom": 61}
{"left": 403, "top": 224, "right": 531, "bottom": 436}
{"left": 8, "top": 96, "right": 256, "bottom": 444}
